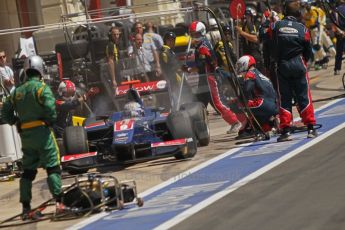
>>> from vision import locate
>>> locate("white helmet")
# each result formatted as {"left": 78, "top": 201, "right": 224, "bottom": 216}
{"left": 24, "top": 55, "right": 45, "bottom": 76}
{"left": 124, "top": 101, "right": 143, "bottom": 118}
{"left": 236, "top": 55, "right": 256, "bottom": 73}
{"left": 189, "top": 21, "right": 206, "bottom": 41}
{"left": 208, "top": 18, "right": 218, "bottom": 28}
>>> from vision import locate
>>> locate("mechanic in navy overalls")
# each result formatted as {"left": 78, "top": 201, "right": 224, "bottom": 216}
{"left": 182, "top": 21, "right": 242, "bottom": 134}
{"left": 235, "top": 55, "right": 278, "bottom": 138}
{"left": 270, "top": 0, "right": 317, "bottom": 142}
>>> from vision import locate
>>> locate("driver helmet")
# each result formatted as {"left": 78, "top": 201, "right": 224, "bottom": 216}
{"left": 58, "top": 80, "right": 76, "bottom": 101}
{"left": 124, "top": 101, "right": 143, "bottom": 118}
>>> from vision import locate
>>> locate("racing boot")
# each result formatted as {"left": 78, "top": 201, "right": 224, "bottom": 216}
{"left": 227, "top": 121, "right": 242, "bottom": 134}
{"left": 255, "top": 132, "right": 270, "bottom": 141}
{"left": 235, "top": 129, "right": 255, "bottom": 140}
{"left": 277, "top": 127, "right": 292, "bottom": 142}
{"left": 21, "top": 205, "right": 44, "bottom": 221}
{"left": 307, "top": 124, "right": 318, "bottom": 138}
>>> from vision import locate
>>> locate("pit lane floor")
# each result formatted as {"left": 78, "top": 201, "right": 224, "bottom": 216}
{"left": 172, "top": 112, "right": 345, "bottom": 230}
{"left": 0, "top": 61, "right": 344, "bottom": 229}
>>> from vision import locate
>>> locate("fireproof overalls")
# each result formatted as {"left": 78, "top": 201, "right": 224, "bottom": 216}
{"left": 271, "top": 16, "right": 316, "bottom": 130}
{"left": 1, "top": 75, "right": 61, "bottom": 208}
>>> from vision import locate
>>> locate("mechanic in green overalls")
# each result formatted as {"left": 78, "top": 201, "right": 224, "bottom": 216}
{"left": 1, "top": 55, "right": 65, "bottom": 220}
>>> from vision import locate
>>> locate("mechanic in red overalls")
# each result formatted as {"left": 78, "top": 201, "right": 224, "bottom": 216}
{"left": 54, "top": 80, "right": 84, "bottom": 138}
{"left": 182, "top": 21, "right": 242, "bottom": 134}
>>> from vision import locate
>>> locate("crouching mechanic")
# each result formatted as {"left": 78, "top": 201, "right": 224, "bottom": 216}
{"left": 235, "top": 55, "right": 279, "bottom": 139}
{"left": 54, "top": 80, "right": 84, "bottom": 138}
{"left": 1, "top": 55, "right": 67, "bottom": 220}
{"left": 182, "top": 21, "right": 242, "bottom": 134}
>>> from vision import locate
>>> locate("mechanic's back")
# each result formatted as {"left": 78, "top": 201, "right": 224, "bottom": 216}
{"left": 272, "top": 16, "right": 312, "bottom": 63}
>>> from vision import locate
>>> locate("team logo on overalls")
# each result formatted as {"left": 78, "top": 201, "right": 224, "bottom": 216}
{"left": 279, "top": 27, "right": 298, "bottom": 34}
{"left": 15, "top": 92, "right": 23, "bottom": 101}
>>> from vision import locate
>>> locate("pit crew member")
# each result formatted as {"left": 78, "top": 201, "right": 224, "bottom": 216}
{"left": 182, "top": 21, "right": 241, "bottom": 134}
{"left": 1, "top": 55, "right": 67, "bottom": 219}
{"left": 271, "top": 0, "right": 317, "bottom": 142}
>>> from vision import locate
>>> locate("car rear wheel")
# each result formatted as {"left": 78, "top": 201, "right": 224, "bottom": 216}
{"left": 180, "top": 102, "right": 210, "bottom": 146}
{"left": 167, "top": 110, "right": 197, "bottom": 159}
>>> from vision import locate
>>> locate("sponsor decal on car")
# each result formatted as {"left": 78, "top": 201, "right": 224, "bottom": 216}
{"left": 85, "top": 121, "right": 105, "bottom": 129}
{"left": 151, "top": 139, "right": 187, "bottom": 148}
{"left": 116, "top": 81, "right": 167, "bottom": 96}
{"left": 114, "top": 119, "right": 135, "bottom": 131}
{"left": 61, "top": 152, "right": 97, "bottom": 162}
{"left": 114, "top": 136, "right": 129, "bottom": 143}
{"left": 156, "top": 80, "right": 167, "bottom": 89}
{"left": 160, "top": 112, "right": 169, "bottom": 117}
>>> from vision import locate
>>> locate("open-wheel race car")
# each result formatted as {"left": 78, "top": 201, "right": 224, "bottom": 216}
{"left": 60, "top": 80, "right": 210, "bottom": 174}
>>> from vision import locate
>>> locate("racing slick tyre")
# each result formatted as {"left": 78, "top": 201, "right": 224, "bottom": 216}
{"left": 63, "top": 126, "right": 89, "bottom": 175}
{"left": 56, "top": 138, "right": 65, "bottom": 157}
{"left": 180, "top": 102, "right": 210, "bottom": 146}
{"left": 167, "top": 110, "right": 197, "bottom": 159}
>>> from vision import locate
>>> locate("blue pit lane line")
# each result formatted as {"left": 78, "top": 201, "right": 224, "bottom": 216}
{"left": 71, "top": 99, "right": 345, "bottom": 230}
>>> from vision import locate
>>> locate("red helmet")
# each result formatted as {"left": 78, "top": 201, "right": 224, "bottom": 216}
{"left": 58, "top": 80, "right": 76, "bottom": 99}
{"left": 236, "top": 55, "right": 256, "bottom": 73}
{"left": 189, "top": 21, "right": 206, "bottom": 39}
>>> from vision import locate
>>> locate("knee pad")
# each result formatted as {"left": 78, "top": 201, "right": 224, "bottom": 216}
{"left": 22, "top": 169, "right": 37, "bottom": 181}
{"left": 46, "top": 165, "right": 62, "bottom": 176}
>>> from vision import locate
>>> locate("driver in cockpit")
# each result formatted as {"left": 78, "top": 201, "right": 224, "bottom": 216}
{"left": 123, "top": 101, "right": 144, "bottom": 118}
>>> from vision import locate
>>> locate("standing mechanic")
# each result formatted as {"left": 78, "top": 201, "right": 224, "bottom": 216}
{"left": 333, "top": 0, "right": 345, "bottom": 75}
{"left": 271, "top": 0, "right": 317, "bottom": 142}
{"left": 160, "top": 31, "right": 194, "bottom": 107}
{"left": 1, "top": 55, "right": 66, "bottom": 219}
{"left": 236, "top": 8, "right": 264, "bottom": 73}
{"left": 214, "top": 25, "right": 237, "bottom": 70}
{"left": 106, "top": 27, "right": 126, "bottom": 88}
{"left": 183, "top": 21, "right": 242, "bottom": 134}
{"left": 54, "top": 80, "right": 84, "bottom": 138}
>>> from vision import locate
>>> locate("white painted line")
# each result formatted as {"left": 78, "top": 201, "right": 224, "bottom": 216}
{"left": 69, "top": 99, "right": 343, "bottom": 230}
{"left": 154, "top": 121, "right": 345, "bottom": 230}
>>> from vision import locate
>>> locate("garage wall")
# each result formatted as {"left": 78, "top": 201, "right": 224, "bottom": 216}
{"left": 0, "top": 0, "right": 21, "bottom": 62}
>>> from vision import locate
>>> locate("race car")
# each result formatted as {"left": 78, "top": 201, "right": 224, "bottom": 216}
{"left": 61, "top": 83, "right": 210, "bottom": 174}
